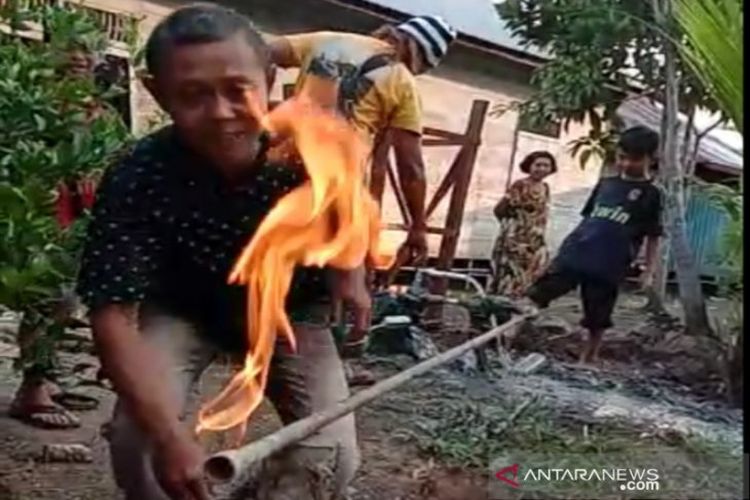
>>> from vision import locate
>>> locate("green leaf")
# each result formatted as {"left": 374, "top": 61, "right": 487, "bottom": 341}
{"left": 674, "top": 0, "right": 743, "bottom": 133}
{"left": 579, "top": 149, "right": 592, "bottom": 170}
{"left": 33, "top": 113, "right": 46, "bottom": 132}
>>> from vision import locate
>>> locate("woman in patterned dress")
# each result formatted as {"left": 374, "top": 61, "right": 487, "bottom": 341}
{"left": 489, "top": 151, "right": 557, "bottom": 297}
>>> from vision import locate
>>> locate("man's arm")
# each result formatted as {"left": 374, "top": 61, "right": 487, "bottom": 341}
{"left": 390, "top": 128, "right": 427, "bottom": 231}
{"left": 77, "top": 160, "right": 207, "bottom": 499}
{"left": 91, "top": 305, "right": 183, "bottom": 442}
{"left": 386, "top": 66, "right": 428, "bottom": 263}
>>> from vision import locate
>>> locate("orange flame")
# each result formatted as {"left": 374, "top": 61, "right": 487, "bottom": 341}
{"left": 196, "top": 82, "right": 393, "bottom": 434}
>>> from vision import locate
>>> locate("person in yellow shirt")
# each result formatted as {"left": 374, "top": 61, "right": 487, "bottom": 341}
{"left": 270, "top": 15, "right": 456, "bottom": 261}
{"left": 269, "top": 15, "right": 457, "bottom": 367}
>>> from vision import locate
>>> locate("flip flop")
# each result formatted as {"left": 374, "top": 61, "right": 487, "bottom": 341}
{"left": 8, "top": 403, "right": 81, "bottom": 429}
{"left": 51, "top": 392, "right": 99, "bottom": 412}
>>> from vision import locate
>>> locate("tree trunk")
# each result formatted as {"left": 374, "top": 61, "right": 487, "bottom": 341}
{"left": 654, "top": 0, "right": 714, "bottom": 337}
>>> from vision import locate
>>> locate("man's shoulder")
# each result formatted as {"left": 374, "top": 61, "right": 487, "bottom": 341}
{"left": 114, "top": 126, "right": 174, "bottom": 167}
{"left": 100, "top": 126, "right": 175, "bottom": 194}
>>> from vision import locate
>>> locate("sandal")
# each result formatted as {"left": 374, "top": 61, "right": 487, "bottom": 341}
{"left": 8, "top": 403, "right": 81, "bottom": 430}
{"left": 344, "top": 361, "right": 376, "bottom": 387}
{"left": 51, "top": 392, "right": 99, "bottom": 412}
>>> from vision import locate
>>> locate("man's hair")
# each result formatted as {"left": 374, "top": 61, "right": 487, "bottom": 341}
{"left": 144, "top": 4, "right": 269, "bottom": 76}
{"left": 617, "top": 126, "right": 659, "bottom": 158}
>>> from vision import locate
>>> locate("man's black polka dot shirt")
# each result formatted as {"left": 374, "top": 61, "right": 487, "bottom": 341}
{"left": 76, "top": 127, "right": 328, "bottom": 352}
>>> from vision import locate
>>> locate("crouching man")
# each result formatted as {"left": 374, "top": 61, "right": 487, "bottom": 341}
{"left": 77, "top": 5, "right": 362, "bottom": 499}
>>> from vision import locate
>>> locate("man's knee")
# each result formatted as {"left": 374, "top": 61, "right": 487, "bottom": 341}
{"left": 261, "top": 435, "right": 359, "bottom": 500}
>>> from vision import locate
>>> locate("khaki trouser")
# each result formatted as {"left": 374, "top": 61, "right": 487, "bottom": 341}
{"left": 105, "top": 306, "right": 358, "bottom": 500}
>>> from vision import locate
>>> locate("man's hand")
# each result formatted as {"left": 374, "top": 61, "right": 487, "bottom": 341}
{"left": 398, "top": 226, "right": 428, "bottom": 266}
{"left": 152, "top": 428, "right": 210, "bottom": 500}
{"left": 330, "top": 266, "right": 372, "bottom": 335}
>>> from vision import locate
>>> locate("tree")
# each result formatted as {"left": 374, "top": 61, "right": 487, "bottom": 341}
{"left": 496, "top": 0, "right": 726, "bottom": 336}
{"left": 674, "top": 0, "right": 743, "bottom": 404}
{"left": 0, "top": 3, "right": 133, "bottom": 372}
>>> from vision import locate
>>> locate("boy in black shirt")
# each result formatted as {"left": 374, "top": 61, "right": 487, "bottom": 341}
{"left": 524, "top": 126, "right": 663, "bottom": 364}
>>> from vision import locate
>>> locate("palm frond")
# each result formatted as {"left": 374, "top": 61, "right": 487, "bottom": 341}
{"left": 674, "top": 0, "right": 743, "bottom": 133}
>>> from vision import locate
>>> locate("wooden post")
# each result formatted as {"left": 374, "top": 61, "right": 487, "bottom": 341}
{"left": 506, "top": 114, "right": 522, "bottom": 191}
{"left": 282, "top": 83, "right": 295, "bottom": 100}
{"left": 434, "top": 100, "right": 489, "bottom": 286}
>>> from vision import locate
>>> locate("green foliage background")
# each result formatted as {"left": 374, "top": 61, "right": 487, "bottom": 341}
{"left": 0, "top": 3, "right": 133, "bottom": 369}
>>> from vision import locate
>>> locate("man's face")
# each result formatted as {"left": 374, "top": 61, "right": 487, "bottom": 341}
{"left": 375, "top": 27, "right": 428, "bottom": 75}
{"left": 149, "top": 33, "right": 269, "bottom": 173}
{"left": 615, "top": 148, "right": 651, "bottom": 178}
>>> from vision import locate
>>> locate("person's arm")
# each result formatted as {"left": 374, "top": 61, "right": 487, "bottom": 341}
{"left": 91, "top": 305, "right": 182, "bottom": 439}
{"left": 390, "top": 129, "right": 427, "bottom": 231}
{"left": 386, "top": 66, "right": 428, "bottom": 263}
{"left": 493, "top": 180, "right": 524, "bottom": 221}
{"left": 493, "top": 198, "right": 509, "bottom": 221}
{"left": 77, "top": 161, "right": 207, "bottom": 499}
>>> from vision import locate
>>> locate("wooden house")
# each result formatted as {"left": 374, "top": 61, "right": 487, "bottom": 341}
{"left": 68, "top": 0, "right": 603, "bottom": 278}
{"left": 13, "top": 0, "right": 740, "bottom": 281}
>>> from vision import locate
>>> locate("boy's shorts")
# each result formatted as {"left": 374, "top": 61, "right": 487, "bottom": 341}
{"left": 527, "top": 263, "right": 618, "bottom": 331}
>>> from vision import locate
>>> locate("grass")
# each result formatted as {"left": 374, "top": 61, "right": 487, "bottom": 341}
{"left": 407, "top": 400, "right": 742, "bottom": 498}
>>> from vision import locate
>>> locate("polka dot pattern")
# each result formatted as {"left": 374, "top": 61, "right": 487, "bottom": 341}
{"left": 76, "top": 127, "right": 329, "bottom": 330}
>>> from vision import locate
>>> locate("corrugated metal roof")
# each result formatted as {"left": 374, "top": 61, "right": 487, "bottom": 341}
{"left": 617, "top": 97, "right": 743, "bottom": 173}
{"left": 344, "top": 0, "right": 546, "bottom": 58}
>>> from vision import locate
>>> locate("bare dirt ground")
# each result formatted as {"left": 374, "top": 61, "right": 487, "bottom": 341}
{"left": 0, "top": 290, "right": 743, "bottom": 500}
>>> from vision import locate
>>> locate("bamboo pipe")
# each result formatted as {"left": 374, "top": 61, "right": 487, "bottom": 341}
{"left": 204, "top": 313, "right": 531, "bottom": 483}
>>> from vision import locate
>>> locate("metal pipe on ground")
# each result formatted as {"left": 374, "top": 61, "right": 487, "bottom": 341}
{"left": 204, "top": 312, "right": 531, "bottom": 483}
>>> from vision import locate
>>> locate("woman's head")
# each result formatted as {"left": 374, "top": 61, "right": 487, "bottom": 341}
{"left": 520, "top": 151, "right": 557, "bottom": 181}
{"left": 143, "top": 4, "right": 274, "bottom": 173}
{"left": 372, "top": 16, "right": 457, "bottom": 75}
{"left": 62, "top": 45, "right": 95, "bottom": 78}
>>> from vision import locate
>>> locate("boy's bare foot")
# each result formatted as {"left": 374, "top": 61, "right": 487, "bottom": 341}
{"left": 9, "top": 378, "right": 80, "bottom": 429}
{"left": 578, "top": 350, "right": 600, "bottom": 366}
{"left": 578, "top": 331, "right": 603, "bottom": 366}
